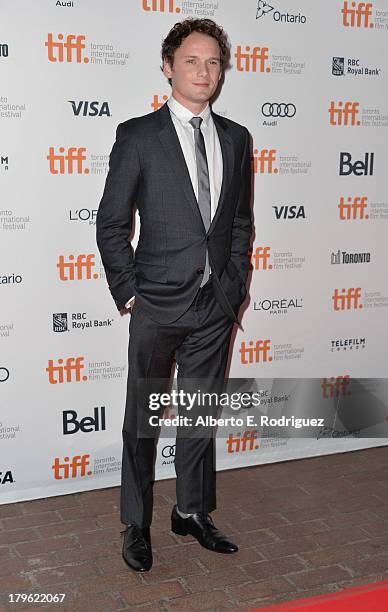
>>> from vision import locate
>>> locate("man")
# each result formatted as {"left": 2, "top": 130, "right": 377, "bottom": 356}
{"left": 96, "top": 18, "right": 252, "bottom": 572}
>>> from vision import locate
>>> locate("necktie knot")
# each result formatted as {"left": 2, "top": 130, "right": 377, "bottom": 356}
{"left": 189, "top": 116, "right": 203, "bottom": 130}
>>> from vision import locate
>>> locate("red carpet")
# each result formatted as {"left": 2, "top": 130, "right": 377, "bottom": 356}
{"left": 250, "top": 579, "right": 388, "bottom": 610}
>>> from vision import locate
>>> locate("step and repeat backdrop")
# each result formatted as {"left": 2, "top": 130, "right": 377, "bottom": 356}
{"left": 1, "top": 0, "right": 388, "bottom": 503}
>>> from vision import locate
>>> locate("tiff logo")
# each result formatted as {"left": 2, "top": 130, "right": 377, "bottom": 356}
{"left": 52, "top": 454, "right": 92, "bottom": 479}
{"left": 341, "top": 2, "right": 373, "bottom": 28}
{"left": 251, "top": 149, "right": 278, "bottom": 174}
{"left": 235, "top": 46, "right": 270, "bottom": 72}
{"left": 227, "top": 430, "right": 259, "bottom": 453}
{"left": 45, "top": 33, "right": 89, "bottom": 63}
{"left": 321, "top": 375, "right": 351, "bottom": 398}
{"left": 57, "top": 254, "right": 98, "bottom": 281}
{"left": 332, "top": 288, "right": 363, "bottom": 310}
{"left": 329, "top": 101, "right": 360, "bottom": 126}
{"left": 151, "top": 94, "right": 168, "bottom": 111}
{"left": 240, "top": 340, "right": 272, "bottom": 364}
{"left": 47, "top": 147, "right": 89, "bottom": 174}
{"left": 142, "top": 0, "right": 181, "bottom": 12}
{"left": 338, "top": 196, "right": 368, "bottom": 220}
{"left": 251, "top": 246, "right": 272, "bottom": 270}
{"left": 46, "top": 356, "right": 88, "bottom": 384}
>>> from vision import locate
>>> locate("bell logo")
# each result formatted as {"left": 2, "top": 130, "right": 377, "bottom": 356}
{"left": 52, "top": 454, "right": 92, "bottom": 479}
{"left": 329, "top": 101, "right": 360, "bottom": 126}
{"left": 46, "top": 356, "right": 88, "bottom": 384}
{"left": 251, "top": 246, "right": 272, "bottom": 270}
{"left": 338, "top": 196, "right": 368, "bottom": 220}
{"left": 47, "top": 147, "right": 89, "bottom": 174}
{"left": 341, "top": 2, "right": 373, "bottom": 28}
{"left": 151, "top": 94, "right": 168, "bottom": 112}
{"left": 321, "top": 376, "right": 350, "bottom": 398}
{"left": 251, "top": 149, "right": 277, "bottom": 174}
{"left": 63, "top": 407, "right": 106, "bottom": 434}
{"left": 45, "top": 33, "right": 89, "bottom": 63}
{"left": 0, "top": 470, "right": 14, "bottom": 484}
{"left": 57, "top": 254, "right": 98, "bottom": 280}
{"left": 235, "top": 45, "right": 270, "bottom": 72}
{"left": 332, "top": 288, "right": 363, "bottom": 311}
{"left": 240, "top": 339, "right": 272, "bottom": 364}
{"left": 339, "top": 152, "right": 374, "bottom": 176}
{"left": 227, "top": 430, "right": 259, "bottom": 453}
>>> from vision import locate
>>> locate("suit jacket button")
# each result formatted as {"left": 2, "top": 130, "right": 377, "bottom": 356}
{"left": 196, "top": 268, "right": 204, "bottom": 275}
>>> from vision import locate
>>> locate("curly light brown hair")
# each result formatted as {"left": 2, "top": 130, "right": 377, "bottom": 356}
{"left": 161, "top": 18, "right": 230, "bottom": 84}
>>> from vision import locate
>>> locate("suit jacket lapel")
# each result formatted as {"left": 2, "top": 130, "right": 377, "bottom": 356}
{"left": 157, "top": 105, "right": 204, "bottom": 229}
{"left": 209, "top": 111, "right": 235, "bottom": 234}
{"left": 156, "top": 104, "right": 235, "bottom": 234}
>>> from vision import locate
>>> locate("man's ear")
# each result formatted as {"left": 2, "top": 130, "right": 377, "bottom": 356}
{"left": 163, "top": 60, "right": 172, "bottom": 80}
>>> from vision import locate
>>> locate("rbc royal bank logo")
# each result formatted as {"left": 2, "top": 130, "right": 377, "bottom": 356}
{"left": 45, "top": 34, "right": 89, "bottom": 63}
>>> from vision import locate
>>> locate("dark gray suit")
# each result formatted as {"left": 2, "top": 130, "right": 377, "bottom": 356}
{"left": 96, "top": 102, "right": 252, "bottom": 527}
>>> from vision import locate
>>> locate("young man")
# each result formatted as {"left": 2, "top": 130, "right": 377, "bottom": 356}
{"left": 96, "top": 18, "right": 252, "bottom": 572}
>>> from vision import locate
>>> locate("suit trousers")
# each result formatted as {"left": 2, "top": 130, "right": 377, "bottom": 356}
{"left": 120, "top": 277, "right": 234, "bottom": 528}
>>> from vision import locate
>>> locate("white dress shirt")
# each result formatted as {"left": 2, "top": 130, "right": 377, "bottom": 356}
{"left": 126, "top": 95, "right": 223, "bottom": 309}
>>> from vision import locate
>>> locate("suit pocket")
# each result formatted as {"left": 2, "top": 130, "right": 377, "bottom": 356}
{"left": 135, "top": 260, "right": 168, "bottom": 283}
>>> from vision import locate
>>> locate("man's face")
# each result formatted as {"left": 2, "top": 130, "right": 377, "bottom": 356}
{"left": 163, "top": 31, "right": 222, "bottom": 110}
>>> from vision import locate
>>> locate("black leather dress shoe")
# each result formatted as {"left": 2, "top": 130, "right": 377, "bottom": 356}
{"left": 121, "top": 524, "right": 152, "bottom": 572}
{"left": 171, "top": 505, "right": 238, "bottom": 554}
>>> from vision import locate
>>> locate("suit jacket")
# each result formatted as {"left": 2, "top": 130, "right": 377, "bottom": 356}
{"left": 96, "top": 102, "right": 252, "bottom": 325}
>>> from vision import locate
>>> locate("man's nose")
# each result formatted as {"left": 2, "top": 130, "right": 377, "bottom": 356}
{"left": 197, "top": 62, "right": 209, "bottom": 77}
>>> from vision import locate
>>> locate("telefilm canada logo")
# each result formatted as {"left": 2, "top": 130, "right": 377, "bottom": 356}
{"left": 255, "top": 1, "right": 307, "bottom": 24}
{"left": 331, "top": 338, "right": 366, "bottom": 352}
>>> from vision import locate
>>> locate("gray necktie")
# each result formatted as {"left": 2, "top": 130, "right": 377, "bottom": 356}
{"left": 189, "top": 116, "right": 211, "bottom": 286}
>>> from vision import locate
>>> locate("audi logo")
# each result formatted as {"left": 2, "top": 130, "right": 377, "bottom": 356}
{"left": 161, "top": 444, "right": 176, "bottom": 458}
{"left": 262, "top": 103, "right": 296, "bottom": 118}
{"left": 0, "top": 367, "right": 10, "bottom": 382}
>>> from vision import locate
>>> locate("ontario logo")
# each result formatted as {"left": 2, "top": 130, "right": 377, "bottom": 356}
{"left": 255, "top": 1, "right": 307, "bottom": 24}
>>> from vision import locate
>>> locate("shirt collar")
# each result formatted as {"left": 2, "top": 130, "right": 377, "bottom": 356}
{"left": 167, "top": 95, "right": 211, "bottom": 128}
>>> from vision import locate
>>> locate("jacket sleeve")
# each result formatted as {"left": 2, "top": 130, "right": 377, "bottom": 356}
{"left": 96, "top": 122, "right": 141, "bottom": 310}
{"left": 230, "top": 127, "right": 253, "bottom": 286}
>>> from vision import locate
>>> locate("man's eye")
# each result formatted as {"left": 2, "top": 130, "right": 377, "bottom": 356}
{"left": 186, "top": 59, "right": 195, "bottom": 63}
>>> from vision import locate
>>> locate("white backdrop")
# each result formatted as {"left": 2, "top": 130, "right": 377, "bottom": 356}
{"left": 1, "top": 0, "right": 388, "bottom": 503}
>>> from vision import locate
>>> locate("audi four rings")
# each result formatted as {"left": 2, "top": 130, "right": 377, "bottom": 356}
{"left": 262, "top": 102, "right": 296, "bottom": 117}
